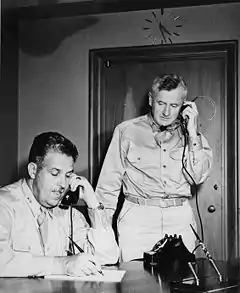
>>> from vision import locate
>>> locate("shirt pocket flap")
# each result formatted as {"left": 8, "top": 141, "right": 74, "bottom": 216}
{"left": 12, "top": 241, "right": 31, "bottom": 252}
{"left": 127, "top": 141, "right": 155, "bottom": 165}
{"left": 127, "top": 143, "right": 142, "bottom": 163}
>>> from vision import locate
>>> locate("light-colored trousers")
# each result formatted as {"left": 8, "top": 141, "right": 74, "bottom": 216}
{"left": 117, "top": 199, "right": 197, "bottom": 262}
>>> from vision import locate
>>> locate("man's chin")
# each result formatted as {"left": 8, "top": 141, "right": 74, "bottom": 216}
{"left": 45, "top": 199, "right": 62, "bottom": 209}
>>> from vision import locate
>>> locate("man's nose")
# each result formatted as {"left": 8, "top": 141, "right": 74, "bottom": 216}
{"left": 163, "top": 105, "right": 170, "bottom": 116}
{"left": 58, "top": 175, "right": 67, "bottom": 188}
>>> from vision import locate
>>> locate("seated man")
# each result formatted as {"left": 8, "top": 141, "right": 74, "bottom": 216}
{"left": 0, "top": 132, "right": 119, "bottom": 277}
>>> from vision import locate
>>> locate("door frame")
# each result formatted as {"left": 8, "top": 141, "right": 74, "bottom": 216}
{"left": 89, "top": 40, "right": 238, "bottom": 261}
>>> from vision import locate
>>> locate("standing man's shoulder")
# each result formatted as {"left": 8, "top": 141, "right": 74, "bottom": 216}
{"left": 115, "top": 115, "right": 148, "bottom": 133}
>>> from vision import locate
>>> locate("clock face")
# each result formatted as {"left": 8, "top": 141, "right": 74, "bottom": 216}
{"left": 143, "top": 9, "right": 183, "bottom": 44}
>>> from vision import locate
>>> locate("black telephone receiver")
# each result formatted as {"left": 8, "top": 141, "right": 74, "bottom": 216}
{"left": 59, "top": 187, "right": 80, "bottom": 209}
{"left": 178, "top": 104, "right": 190, "bottom": 134}
{"left": 179, "top": 104, "right": 189, "bottom": 118}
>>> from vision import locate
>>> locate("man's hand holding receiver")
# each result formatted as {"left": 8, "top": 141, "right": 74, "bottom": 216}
{"left": 69, "top": 174, "right": 99, "bottom": 209}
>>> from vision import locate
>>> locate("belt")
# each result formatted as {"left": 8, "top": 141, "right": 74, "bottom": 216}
{"left": 125, "top": 194, "right": 187, "bottom": 208}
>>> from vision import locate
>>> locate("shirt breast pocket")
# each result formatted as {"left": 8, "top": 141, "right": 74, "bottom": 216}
{"left": 126, "top": 142, "right": 157, "bottom": 184}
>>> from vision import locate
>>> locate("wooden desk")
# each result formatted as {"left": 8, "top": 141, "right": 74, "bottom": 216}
{"left": 0, "top": 259, "right": 239, "bottom": 293}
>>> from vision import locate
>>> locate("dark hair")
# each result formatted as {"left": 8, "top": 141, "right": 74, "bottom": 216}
{"left": 28, "top": 132, "right": 79, "bottom": 168}
{"left": 151, "top": 74, "right": 187, "bottom": 98}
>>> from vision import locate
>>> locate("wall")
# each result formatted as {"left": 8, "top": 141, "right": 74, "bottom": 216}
{"left": 18, "top": 3, "right": 240, "bottom": 178}
{"left": 17, "top": 0, "right": 90, "bottom": 7}
{"left": 0, "top": 0, "right": 18, "bottom": 185}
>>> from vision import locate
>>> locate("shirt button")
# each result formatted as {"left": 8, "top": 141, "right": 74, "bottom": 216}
{"left": 163, "top": 165, "right": 166, "bottom": 168}
{"left": 163, "top": 149, "right": 166, "bottom": 152}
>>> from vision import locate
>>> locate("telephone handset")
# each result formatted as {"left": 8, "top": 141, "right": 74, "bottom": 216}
{"left": 178, "top": 104, "right": 190, "bottom": 135}
{"left": 179, "top": 104, "right": 190, "bottom": 120}
{"left": 59, "top": 187, "right": 80, "bottom": 209}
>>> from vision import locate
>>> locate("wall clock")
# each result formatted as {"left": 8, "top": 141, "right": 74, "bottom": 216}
{"left": 143, "top": 8, "right": 183, "bottom": 44}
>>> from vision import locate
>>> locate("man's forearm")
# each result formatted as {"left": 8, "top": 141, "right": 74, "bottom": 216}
{"left": 0, "top": 251, "right": 56, "bottom": 277}
{"left": 0, "top": 248, "right": 91, "bottom": 277}
{"left": 86, "top": 207, "right": 120, "bottom": 264}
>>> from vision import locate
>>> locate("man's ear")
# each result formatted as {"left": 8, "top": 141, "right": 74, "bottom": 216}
{"left": 148, "top": 92, "right": 153, "bottom": 107}
{"left": 28, "top": 162, "right": 37, "bottom": 179}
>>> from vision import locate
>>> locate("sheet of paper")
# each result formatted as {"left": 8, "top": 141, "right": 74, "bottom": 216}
{"left": 44, "top": 269, "right": 126, "bottom": 282}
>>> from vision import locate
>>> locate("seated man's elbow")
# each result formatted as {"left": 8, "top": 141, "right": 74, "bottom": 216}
{"left": 111, "top": 245, "right": 120, "bottom": 264}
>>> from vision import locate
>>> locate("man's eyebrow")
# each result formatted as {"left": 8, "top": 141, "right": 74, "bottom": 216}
{"left": 48, "top": 167, "right": 60, "bottom": 172}
{"left": 46, "top": 167, "right": 74, "bottom": 174}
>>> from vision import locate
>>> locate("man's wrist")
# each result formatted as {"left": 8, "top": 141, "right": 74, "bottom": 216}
{"left": 52, "top": 256, "right": 68, "bottom": 275}
{"left": 87, "top": 202, "right": 105, "bottom": 210}
{"left": 87, "top": 203, "right": 108, "bottom": 229}
{"left": 188, "top": 128, "right": 198, "bottom": 139}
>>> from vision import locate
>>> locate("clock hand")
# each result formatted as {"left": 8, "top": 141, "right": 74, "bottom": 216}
{"left": 161, "top": 23, "right": 173, "bottom": 43}
{"left": 158, "top": 21, "right": 167, "bottom": 43}
{"left": 161, "top": 24, "right": 172, "bottom": 36}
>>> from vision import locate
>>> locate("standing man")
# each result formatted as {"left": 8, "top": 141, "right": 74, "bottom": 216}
{"left": 0, "top": 132, "right": 119, "bottom": 277}
{"left": 95, "top": 73, "right": 212, "bottom": 262}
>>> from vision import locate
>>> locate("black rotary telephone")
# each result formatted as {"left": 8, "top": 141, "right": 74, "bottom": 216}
{"left": 143, "top": 234, "right": 195, "bottom": 282}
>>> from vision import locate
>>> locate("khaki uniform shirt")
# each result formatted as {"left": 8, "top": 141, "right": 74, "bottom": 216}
{"left": 0, "top": 179, "right": 119, "bottom": 276}
{"left": 96, "top": 114, "right": 213, "bottom": 211}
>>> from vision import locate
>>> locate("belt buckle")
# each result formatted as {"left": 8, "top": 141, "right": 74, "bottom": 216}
{"left": 171, "top": 198, "right": 182, "bottom": 207}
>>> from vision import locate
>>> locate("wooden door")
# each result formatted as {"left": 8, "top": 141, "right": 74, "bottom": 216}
{"left": 89, "top": 41, "right": 238, "bottom": 262}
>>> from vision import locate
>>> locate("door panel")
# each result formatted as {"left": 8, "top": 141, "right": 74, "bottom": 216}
{"left": 89, "top": 41, "right": 238, "bottom": 261}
